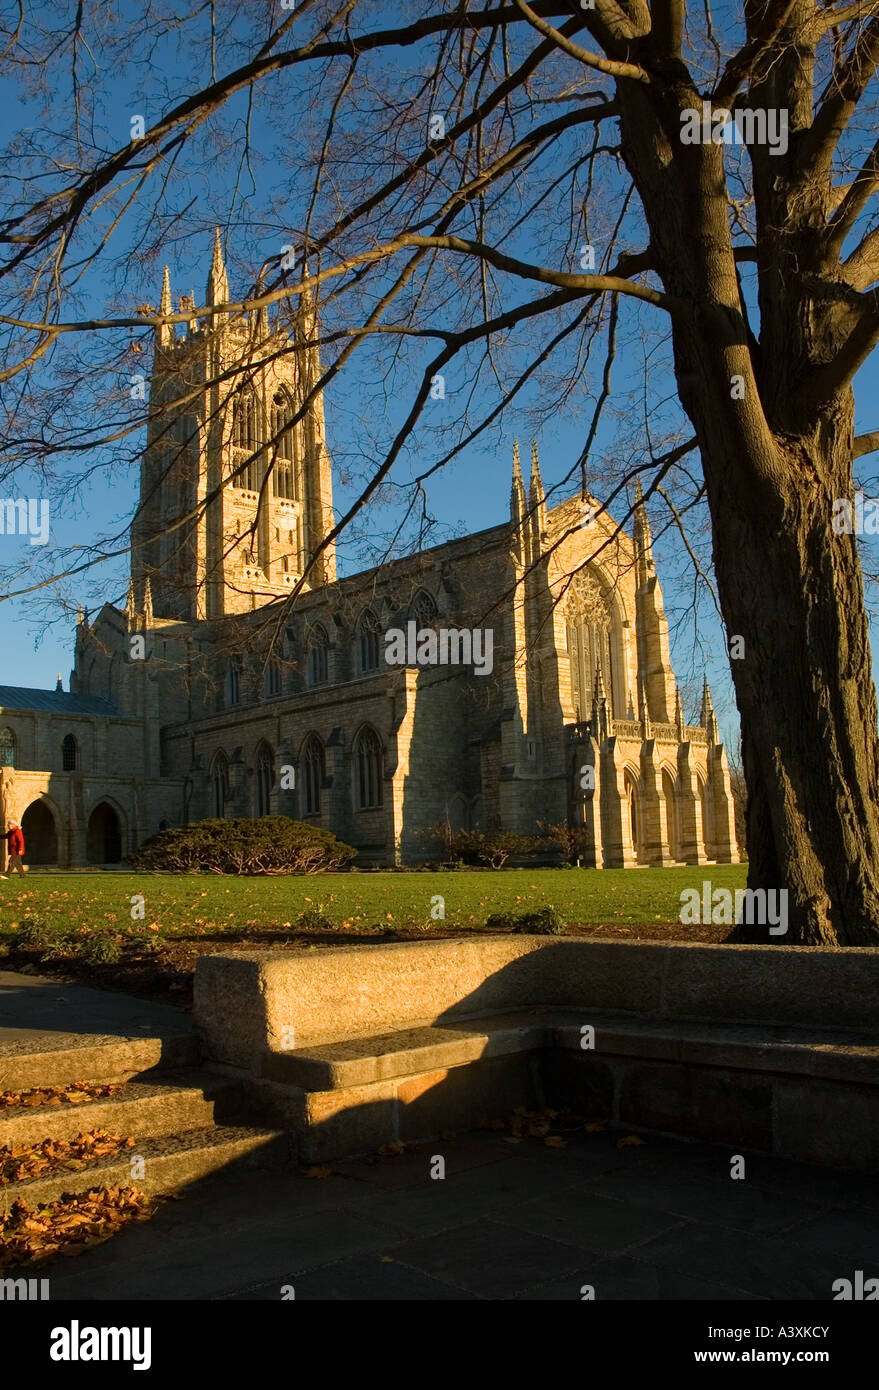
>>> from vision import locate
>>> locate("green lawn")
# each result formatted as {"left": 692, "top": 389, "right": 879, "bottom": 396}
{"left": 0, "top": 865, "right": 747, "bottom": 941}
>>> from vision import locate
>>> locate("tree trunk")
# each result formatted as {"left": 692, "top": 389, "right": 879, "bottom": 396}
{"left": 711, "top": 422, "right": 879, "bottom": 945}
{"left": 616, "top": 83, "right": 879, "bottom": 944}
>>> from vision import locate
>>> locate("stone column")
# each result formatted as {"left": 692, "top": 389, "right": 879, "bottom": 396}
{"left": 599, "top": 737, "right": 637, "bottom": 867}
{"left": 639, "top": 740, "right": 673, "bottom": 866}
{"left": 709, "top": 744, "right": 740, "bottom": 863}
{"left": 676, "top": 743, "right": 706, "bottom": 865}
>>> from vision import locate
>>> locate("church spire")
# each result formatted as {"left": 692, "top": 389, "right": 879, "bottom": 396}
{"left": 157, "top": 266, "right": 174, "bottom": 347}
{"left": 633, "top": 478, "right": 655, "bottom": 580}
{"left": 143, "top": 574, "right": 154, "bottom": 629}
{"left": 126, "top": 579, "right": 137, "bottom": 631}
{"left": 529, "top": 439, "right": 546, "bottom": 536}
{"left": 206, "top": 228, "right": 229, "bottom": 317}
{"left": 592, "top": 664, "right": 609, "bottom": 739}
{"left": 511, "top": 440, "right": 525, "bottom": 522}
{"left": 700, "top": 676, "right": 718, "bottom": 744}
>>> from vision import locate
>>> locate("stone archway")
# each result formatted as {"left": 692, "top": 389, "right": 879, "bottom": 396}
{"left": 87, "top": 802, "right": 123, "bottom": 864}
{"left": 662, "top": 769, "right": 680, "bottom": 861}
{"left": 21, "top": 800, "right": 58, "bottom": 866}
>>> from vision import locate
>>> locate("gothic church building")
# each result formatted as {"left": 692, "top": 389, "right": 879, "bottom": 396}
{"left": 0, "top": 235, "right": 739, "bottom": 869}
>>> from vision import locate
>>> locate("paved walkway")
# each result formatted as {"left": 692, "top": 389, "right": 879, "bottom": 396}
{"left": 45, "top": 1127, "right": 878, "bottom": 1300}
{"left": 0, "top": 968, "right": 194, "bottom": 1054}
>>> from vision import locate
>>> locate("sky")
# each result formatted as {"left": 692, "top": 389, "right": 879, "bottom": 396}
{"left": 2, "top": 0, "right": 878, "bottom": 756}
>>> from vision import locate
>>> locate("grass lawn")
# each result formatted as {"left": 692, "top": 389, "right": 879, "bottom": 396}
{"left": 0, "top": 865, "right": 748, "bottom": 1003}
{"left": 0, "top": 864, "right": 747, "bottom": 941}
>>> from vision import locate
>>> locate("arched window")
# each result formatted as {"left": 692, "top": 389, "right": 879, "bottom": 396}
{"left": 565, "top": 571, "right": 616, "bottom": 722}
{"left": 356, "top": 609, "right": 380, "bottom": 674}
{"left": 354, "top": 726, "right": 383, "bottom": 810}
{"left": 0, "top": 728, "right": 16, "bottom": 767}
{"left": 302, "top": 735, "right": 324, "bottom": 816}
{"left": 212, "top": 751, "right": 230, "bottom": 818}
{"left": 231, "top": 389, "right": 260, "bottom": 491}
{"left": 306, "top": 624, "right": 329, "bottom": 687}
{"left": 270, "top": 391, "right": 297, "bottom": 500}
{"left": 265, "top": 661, "right": 282, "bottom": 698}
{"left": 61, "top": 734, "right": 78, "bottom": 771}
{"left": 256, "top": 742, "right": 274, "bottom": 817}
{"left": 227, "top": 660, "right": 241, "bottom": 707}
{"left": 411, "top": 589, "right": 438, "bottom": 628}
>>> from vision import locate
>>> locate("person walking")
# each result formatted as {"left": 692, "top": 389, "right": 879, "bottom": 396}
{"left": 1, "top": 818, "right": 27, "bottom": 877}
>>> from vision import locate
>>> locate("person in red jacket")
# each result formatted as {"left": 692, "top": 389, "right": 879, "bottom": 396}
{"left": 2, "top": 819, "right": 27, "bottom": 877}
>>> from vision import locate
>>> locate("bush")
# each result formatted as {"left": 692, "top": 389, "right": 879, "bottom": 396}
{"left": 485, "top": 906, "right": 564, "bottom": 935}
{"left": 461, "top": 830, "right": 541, "bottom": 869}
{"left": 79, "top": 935, "right": 123, "bottom": 965}
{"left": 12, "top": 916, "right": 53, "bottom": 949}
{"left": 131, "top": 816, "right": 357, "bottom": 876}
{"left": 537, "top": 821, "right": 590, "bottom": 865}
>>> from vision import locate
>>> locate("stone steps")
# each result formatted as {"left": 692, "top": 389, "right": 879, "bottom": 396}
{"left": 0, "top": 1032, "right": 200, "bottom": 1092}
{"left": 0, "top": 1071, "right": 247, "bottom": 1149}
{"left": 2, "top": 1124, "right": 290, "bottom": 1207}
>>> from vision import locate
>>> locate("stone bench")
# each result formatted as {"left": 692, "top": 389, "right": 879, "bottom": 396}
{"left": 194, "top": 938, "right": 879, "bottom": 1170}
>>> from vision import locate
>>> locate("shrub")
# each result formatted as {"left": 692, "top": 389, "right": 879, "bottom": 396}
{"left": 131, "top": 816, "right": 357, "bottom": 876}
{"left": 537, "top": 821, "right": 590, "bottom": 865}
{"left": 485, "top": 906, "right": 564, "bottom": 935}
{"left": 462, "top": 830, "right": 541, "bottom": 869}
{"left": 12, "top": 916, "right": 53, "bottom": 949}
{"left": 79, "top": 935, "right": 123, "bottom": 965}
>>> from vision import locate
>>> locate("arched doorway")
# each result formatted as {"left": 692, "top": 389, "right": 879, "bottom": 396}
{"left": 87, "top": 802, "right": 122, "bottom": 864}
{"left": 21, "top": 800, "right": 58, "bottom": 866}
{"left": 625, "top": 772, "right": 641, "bottom": 861}
{"left": 662, "top": 770, "right": 679, "bottom": 860}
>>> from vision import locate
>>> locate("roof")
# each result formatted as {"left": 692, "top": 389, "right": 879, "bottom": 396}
{"left": 0, "top": 686, "right": 119, "bottom": 716}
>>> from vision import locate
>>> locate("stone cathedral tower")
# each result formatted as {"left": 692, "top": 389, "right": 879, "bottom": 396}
{"left": 131, "top": 230, "right": 335, "bottom": 621}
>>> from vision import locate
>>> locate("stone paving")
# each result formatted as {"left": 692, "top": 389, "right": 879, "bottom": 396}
{"left": 45, "top": 1126, "right": 879, "bottom": 1301}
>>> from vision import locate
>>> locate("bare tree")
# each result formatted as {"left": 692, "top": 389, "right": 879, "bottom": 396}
{"left": 1, "top": 0, "right": 879, "bottom": 942}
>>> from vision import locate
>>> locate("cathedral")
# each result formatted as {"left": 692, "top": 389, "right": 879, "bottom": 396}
{"left": 0, "top": 234, "right": 739, "bottom": 870}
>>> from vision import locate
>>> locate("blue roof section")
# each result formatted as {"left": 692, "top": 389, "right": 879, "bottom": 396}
{"left": 0, "top": 686, "right": 119, "bottom": 716}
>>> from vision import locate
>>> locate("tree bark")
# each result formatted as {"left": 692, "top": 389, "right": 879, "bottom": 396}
{"left": 616, "top": 77, "right": 879, "bottom": 944}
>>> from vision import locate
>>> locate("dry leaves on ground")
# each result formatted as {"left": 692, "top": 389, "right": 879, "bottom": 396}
{"left": 0, "top": 1083, "right": 120, "bottom": 1110}
{"left": 0, "top": 1132, "right": 136, "bottom": 1184}
{"left": 0, "top": 1187, "right": 157, "bottom": 1271}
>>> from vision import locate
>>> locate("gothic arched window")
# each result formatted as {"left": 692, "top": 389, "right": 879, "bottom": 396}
{"left": 302, "top": 735, "right": 324, "bottom": 816}
{"left": 565, "top": 570, "right": 616, "bottom": 722}
{"left": 212, "top": 751, "right": 230, "bottom": 818}
{"left": 354, "top": 726, "right": 383, "bottom": 810}
{"left": 62, "top": 734, "right": 78, "bottom": 771}
{"left": 356, "top": 609, "right": 380, "bottom": 674}
{"left": 411, "top": 589, "right": 438, "bottom": 629}
{"left": 256, "top": 742, "right": 274, "bottom": 817}
{"left": 306, "top": 624, "right": 329, "bottom": 687}
{"left": 231, "top": 389, "right": 260, "bottom": 491}
{"left": 0, "top": 728, "right": 15, "bottom": 767}
{"left": 265, "top": 661, "right": 282, "bottom": 698}
{"left": 270, "top": 391, "right": 297, "bottom": 500}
